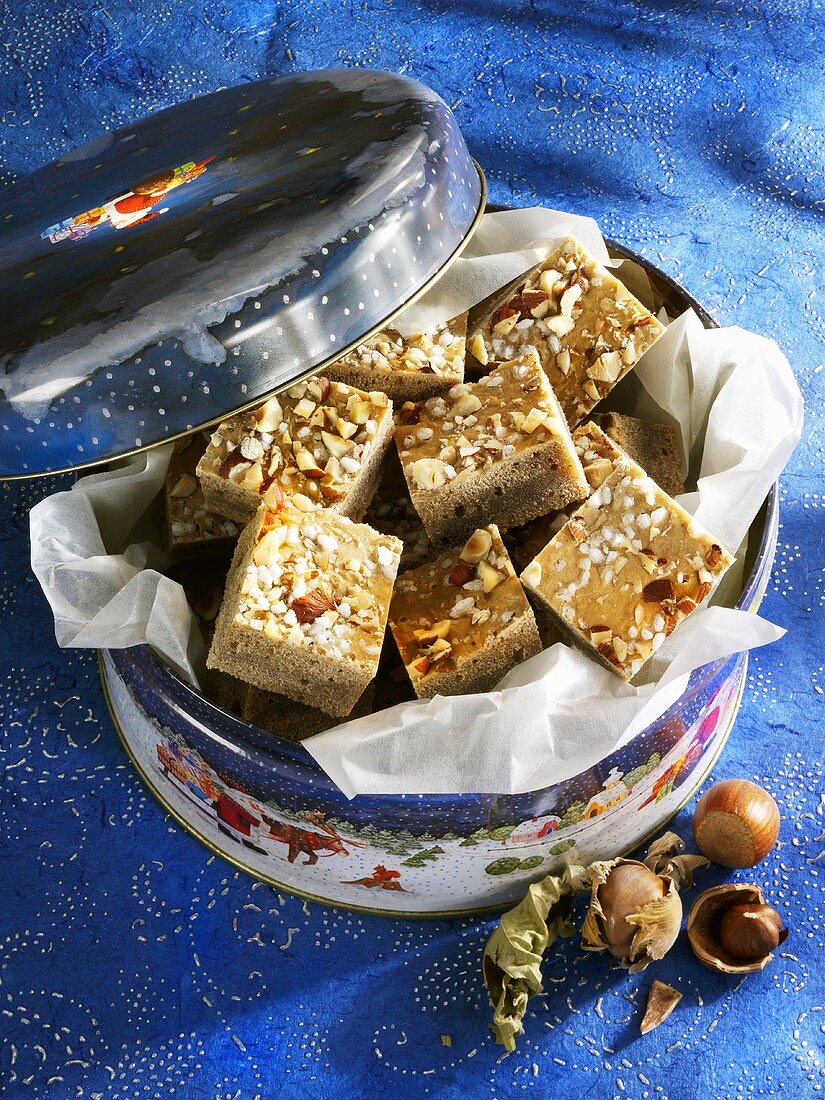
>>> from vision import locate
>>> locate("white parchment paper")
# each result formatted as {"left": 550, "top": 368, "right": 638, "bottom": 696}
{"left": 29, "top": 447, "right": 204, "bottom": 685}
{"left": 28, "top": 208, "right": 804, "bottom": 799}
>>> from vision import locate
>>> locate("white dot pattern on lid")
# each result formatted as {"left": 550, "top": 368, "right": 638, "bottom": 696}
{"left": 0, "top": 71, "right": 481, "bottom": 477}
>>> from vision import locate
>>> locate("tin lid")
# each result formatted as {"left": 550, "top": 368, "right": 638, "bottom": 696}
{"left": 0, "top": 69, "right": 484, "bottom": 478}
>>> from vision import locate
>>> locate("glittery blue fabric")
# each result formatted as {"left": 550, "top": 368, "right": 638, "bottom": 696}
{"left": 1, "top": 4, "right": 822, "bottom": 1097}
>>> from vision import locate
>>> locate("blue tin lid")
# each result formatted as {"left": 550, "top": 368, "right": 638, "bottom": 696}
{"left": 0, "top": 69, "right": 484, "bottom": 478}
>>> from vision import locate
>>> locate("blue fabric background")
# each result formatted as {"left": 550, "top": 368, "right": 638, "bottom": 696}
{"left": 1, "top": 3, "right": 822, "bottom": 1097}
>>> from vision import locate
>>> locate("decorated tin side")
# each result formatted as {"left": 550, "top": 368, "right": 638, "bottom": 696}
{"left": 100, "top": 537, "right": 772, "bottom": 915}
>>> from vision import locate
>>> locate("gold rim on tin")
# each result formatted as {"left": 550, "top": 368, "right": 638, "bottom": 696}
{"left": 98, "top": 649, "right": 744, "bottom": 921}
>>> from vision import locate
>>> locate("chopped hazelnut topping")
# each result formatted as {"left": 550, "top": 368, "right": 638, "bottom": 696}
{"left": 460, "top": 528, "right": 493, "bottom": 563}
{"left": 643, "top": 578, "right": 675, "bottom": 602}
{"left": 393, "top": 350, "right": 588, "bottom": 544}
{"left": 389, "top": 525, "right": 540, "bottom": 696}
{"left": 169, "top": 473, "right": 198, "bottom": 499}
{"left": 292, "top": 587, "right": 337, "bottom": 623}
{"left": 470, "top": 236, "right": 666, "bottom": 427}
{"left": 329, "top": 315, "right": 466, "bottom": 381}
{"left": 164, "top": 434, "right": 241, "bottom": 555}
{"left": 520, "top": 455, "right": 733, "bottom": 681}
{"left": 448, "top": 561, "right": 476, "bottom": 587}
{"left": 469, "top": 332, "right": 489, "bottom": 365}
{"left": 413, "top": 620, "right": 452, "bottom": 645}
{"left": 198, "top": 377, "right": 393, "bottom": 518}
{"left": 234, "top": 503, "right": 401, "bottom": 661}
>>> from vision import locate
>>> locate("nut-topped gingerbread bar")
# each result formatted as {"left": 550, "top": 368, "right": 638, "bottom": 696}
{"left": 164, "top": 433, "right": 242, "bottom": 560}
{"left": 468, "top": 237, "right": 666, "bottom": 427}
{"left": 207, "top": 498, "right": 402, "bottom": 717}
{"left": 505, "top": 421, "right": 639, "bottom": 574}
{"left": 394, "top": 348, "right": 588, "bottom": 545}
{"left": 325, "top": 313, "right": 467, "bottom": 403}
{"left": 197, "top": 376, "right": 394, "bottom": 524}
{"left": 520, "top": 456, "right": 733, "bottom": 680}
{"left": 573, "top": 418, "right": 685, "bottom": 498}
{"left": 389, "top": 525, "right": 541, "bottom": 698}
{"left": 571, "top": 419, "right": 638, "bottom": 490}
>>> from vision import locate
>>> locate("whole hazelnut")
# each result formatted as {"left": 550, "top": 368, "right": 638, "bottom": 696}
{"left": 693, "top": 779, "right": 780, "bottom": 868}
{"left": 719, "top": 903, "right": 788, "bottom": 960}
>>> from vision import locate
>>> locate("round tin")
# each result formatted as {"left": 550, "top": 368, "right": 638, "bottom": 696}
{"left": 99, "top": 241, "right": 779, "bottom": 917}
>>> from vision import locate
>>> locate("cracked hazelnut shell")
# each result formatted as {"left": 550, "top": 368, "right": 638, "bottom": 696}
{"left": 687, "top": 883, "right": 787, "bottom": 974}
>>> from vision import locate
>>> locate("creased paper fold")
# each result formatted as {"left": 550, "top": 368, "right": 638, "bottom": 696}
{"left": 29, "top": 447, "right": 204, "bottom": 685}
{"left": 28, "top": 207, "right": 803, "bottom": 799}
{"left": 304, "top": 609, "right": 785, "bottom": 798}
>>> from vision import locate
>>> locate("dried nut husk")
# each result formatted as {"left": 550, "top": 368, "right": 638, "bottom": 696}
{"left": 643, "top": 830, "right": 710, "bottom": 888}
{"left": 640, "top": 980, "right": 682, "bottom": 1035}
{"left": 687, "top": 883, "right": 787, "bottom": 974}
{"left": 483, "top": 864, "right": 589, "bottom": 1051}
{"left": 581, "top": 860, "right": 682, "bottom": 971}
{"left": 581, "top": 832, "right": 709, "bottom": 972}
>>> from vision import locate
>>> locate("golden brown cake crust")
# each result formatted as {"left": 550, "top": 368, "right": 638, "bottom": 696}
{"left": 164, "top": 433, "right": 241, "bottom": 560}
{"left": 207, "top": 502, "right": 402, "bottom": 716}
{"left": 520, "top": 456, "right": 733, "bottom": 681}
{"left": 325, "top": 313, "right": 467, "bottom": 403}
{"left": 593, "top": 412, "right": 684, "bottom": 498}
{"left": 196, "top": 376, "right": 394, "bottom": 524}
{"left": 242, "top": 683, "right": 376, "bottom": 739}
